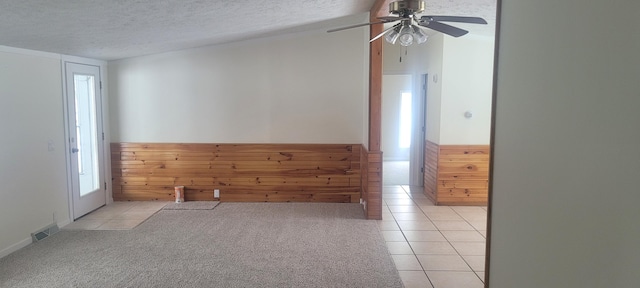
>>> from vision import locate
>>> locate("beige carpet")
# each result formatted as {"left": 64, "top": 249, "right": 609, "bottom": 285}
{"left": 162, "top": 201, "right": 220, "bottom": 210}
{"left": 0, "top": 203, "right": 403, "bottom": 288}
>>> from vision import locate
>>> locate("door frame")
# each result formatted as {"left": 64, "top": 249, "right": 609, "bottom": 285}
{"left": 408, "top": 73, "right": 427, "bottom": 186}
{"left": 61, "top": 55, "right": 111, "bottom": 220}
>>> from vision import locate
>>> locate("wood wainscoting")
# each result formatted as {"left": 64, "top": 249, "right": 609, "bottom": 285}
{"left": 424, "top": 141, "right": 490, "bottom": 205}
{"left": 360, "top": 146, "right": 382, "bottom": 220}
{"left": 111, "top": 143, "right": 362, "bottom": 203}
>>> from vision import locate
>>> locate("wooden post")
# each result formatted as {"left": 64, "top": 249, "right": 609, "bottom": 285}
{"left": 365, "top": 0, "right": 393, "bottom": 220}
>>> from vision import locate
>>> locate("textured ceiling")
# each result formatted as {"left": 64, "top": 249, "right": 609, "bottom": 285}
{"left": 0, "top": 0, "right": 496, "bottom": 61}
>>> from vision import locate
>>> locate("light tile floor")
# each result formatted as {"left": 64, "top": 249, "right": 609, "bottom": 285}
{"left": 380, "top": 185, "right": 487, "bottom": 288}
{"left": 63, "top": 201, "right": 168, "bottom": 230}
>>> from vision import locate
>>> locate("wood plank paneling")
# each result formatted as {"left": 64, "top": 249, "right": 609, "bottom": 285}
{"left": 360, "top": 146, "right": 369, "bottom": 213}
{"left": 424, "top": 141, "right": 439, "bottom": 203}
{"left": 111, "top": 143, "right": 362, "bottom": 203}
{"left": 423, "top": 141, "right": 490, "bottom": 206}
{"left": 358, "top": 146, "right": 383, "bottom": 220}
{"left": 366, "top": 151, "right": 383, "bottom": 220}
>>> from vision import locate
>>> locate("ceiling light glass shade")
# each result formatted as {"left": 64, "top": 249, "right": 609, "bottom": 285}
{"left": 384, "top": 26, "right": 401, "bottom": 44}
{"left": 398, "top": 24, "right": 414, "bottom": 46}
{"left": 413, "top": 26, "right": 428, "bottom": 44}
{"left": 382, "top": 21, "right": 429, "bottom": 46}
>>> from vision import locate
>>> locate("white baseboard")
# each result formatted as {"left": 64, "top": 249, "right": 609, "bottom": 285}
{"left": 0, "top": 237, "right": 32, "bottom": 259}
{"left": 58, "top": 218, "right": 72, "bottom": 229}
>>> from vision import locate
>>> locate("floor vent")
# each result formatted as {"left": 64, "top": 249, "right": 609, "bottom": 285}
{"left": 31, "top": 223, "right": 59, "bottom": 243}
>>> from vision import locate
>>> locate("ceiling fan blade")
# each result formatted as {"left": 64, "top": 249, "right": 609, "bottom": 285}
{"left": 421, "top": 16, "right": 487, "bottom": 24}
{"left": 377, "top": 16, "right": 409, "bottom": 22}
{"left": 327, "top": 21, "right": 388, "bottom": 33}
{"left": 369, "top": 23, "right": 401, "bottom": 43}
{"left": 419, "top": 21, "right": 469, "bottom": 37}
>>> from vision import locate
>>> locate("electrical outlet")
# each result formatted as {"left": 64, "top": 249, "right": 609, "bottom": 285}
{"left": 214, "top": 189, "right": 220, "bottom": 198}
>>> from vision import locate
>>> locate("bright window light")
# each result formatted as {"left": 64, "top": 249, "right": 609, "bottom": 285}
{"left": 399, "top": 92, "right": 412, "bottom": 148}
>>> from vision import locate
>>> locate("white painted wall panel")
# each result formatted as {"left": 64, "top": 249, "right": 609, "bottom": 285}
{"left": 423, "top": 34, "right": 444, "bottom": 144}
{"left": 108, "top": 14, "right": 369, "bottom": 144}
{"left": 0, "top": 49, "right": 69, "bottom": 256}
{"left": 439, "top": 35, "right": 494, "bottom": 145}
{"left": 489, "top": 1, "right": 640, "bottom": 287}
{"left": 389, "top": 33, "right": 494, "bottom": 146}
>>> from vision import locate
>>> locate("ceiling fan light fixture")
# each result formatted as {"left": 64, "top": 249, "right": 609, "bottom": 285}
{"left": 413, "top": 25, "right": 429, "bottom": 44}
{"left": 384, "top": 26, "right": 401, "bottom": 44}
{"left": 397, "top": 22, "right": 415, "bottom": 46}
{"left": 382, "top": 20, "right": 429, "bottom": 47}
{"left": 398, "top": 33, "right": 414, "bottom": 46}
{"left": 328, "top": 0, "right": 487, "bottom": 44}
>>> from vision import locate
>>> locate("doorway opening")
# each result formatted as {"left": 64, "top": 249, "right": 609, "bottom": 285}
{"left": 382, "top": 75, "right": 412, "bottom": 186}
{"left": 382, "top": 74, "right": 428, "bottom": 188}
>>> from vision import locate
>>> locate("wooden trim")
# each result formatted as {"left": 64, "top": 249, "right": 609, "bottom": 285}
{"left": 359, "top": 147, "right": 383, "bottom": 220}
{"left": 369, "top": 13, "right": 383, "bottom": 151}
{"left": 367, "top": 151, "right": 383, "bottom": 220}
{"left": 424, "top": 140, "right": 439, "bottom": 203}
{"left": 368, "top": 0, "right": 394, "bottom": 151}
{"left": 111, "top": 143, "right": 362, "bottom": 203}
{"left": 360, "top": 146, "right": 369, "bottom": 213}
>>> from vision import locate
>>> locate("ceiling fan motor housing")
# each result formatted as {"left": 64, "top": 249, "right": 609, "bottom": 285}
{"left": 389, "top": 0, "right": 426, "bottom": 15}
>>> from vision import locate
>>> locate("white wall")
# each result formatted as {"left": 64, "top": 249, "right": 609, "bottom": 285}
{"left": 0, "top": 47, "right": 70, "bottom": 257}
{"left": 108, "top": 14, "right": 370, "bottom": 145}
{"left": 383, "top": 36, "right": 430, "bottom": 75}
{"left": 489, "top": 1, "right": 640, "bottom": 287}
{"left": 381, "top": 74, "right": 412, "bottom": 160}
{"left": 399, "top": 33, "right": 494, "bottom": 146}
{"left": 439, "top": 35, "right": 494, "bottom": 145}
{"left": 422, "top": 34, "right": 444, "bottom": 144}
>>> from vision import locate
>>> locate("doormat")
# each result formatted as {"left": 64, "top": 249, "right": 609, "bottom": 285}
{"left": 162, "top": 201, "right": 220, "bottom": 210}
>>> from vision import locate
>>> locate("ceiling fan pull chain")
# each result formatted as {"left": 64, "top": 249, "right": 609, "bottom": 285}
{"left": 399, "top": 46, "right": 408, "bottom": 63}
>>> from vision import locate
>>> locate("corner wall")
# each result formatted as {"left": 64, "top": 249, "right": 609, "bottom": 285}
{"left": 489, "top": 1, "right": 640, "bottom": 286}
{"left": 0, "top": 47, "right": 70, "bottom": 257}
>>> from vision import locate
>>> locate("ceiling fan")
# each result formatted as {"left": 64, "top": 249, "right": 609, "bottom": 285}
{"left": 328, "top": 0, "right": 487, "bottom": 46}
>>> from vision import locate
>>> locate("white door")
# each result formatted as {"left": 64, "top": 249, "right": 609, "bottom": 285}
{"left": 65, "top": 62, "right": 106, "bottom": 219}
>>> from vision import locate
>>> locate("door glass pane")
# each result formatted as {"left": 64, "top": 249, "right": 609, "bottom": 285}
{"left": 74, "top": 74, "right": 100, "bottom": 196}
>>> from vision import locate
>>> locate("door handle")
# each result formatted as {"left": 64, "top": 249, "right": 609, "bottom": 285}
{"left": 71, "top": 148, "right": 79, "bottom": 153}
